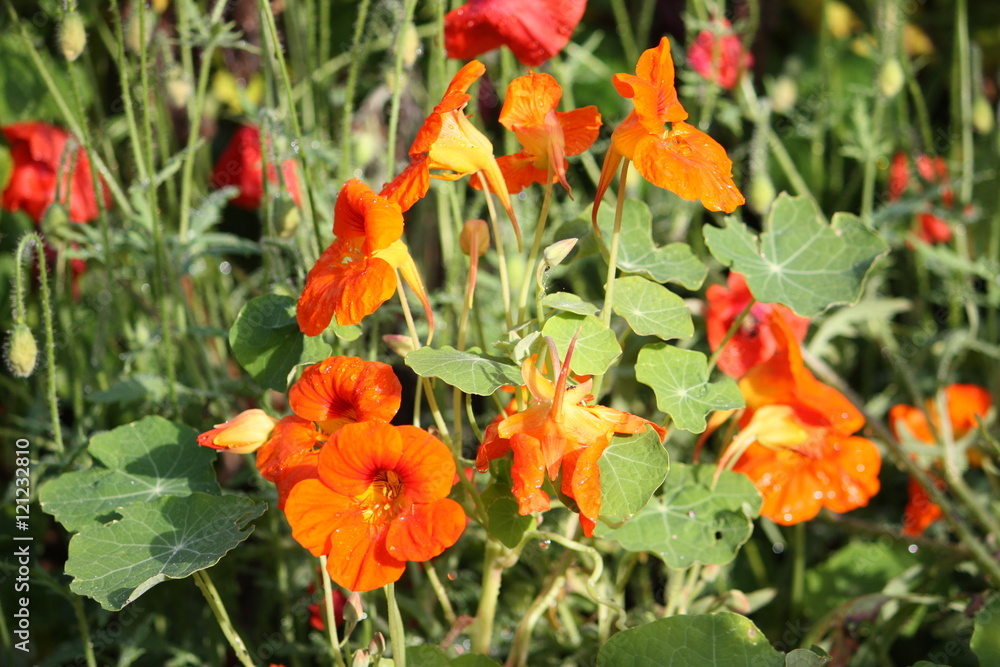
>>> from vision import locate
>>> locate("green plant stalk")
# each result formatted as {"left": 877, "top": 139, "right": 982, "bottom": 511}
{"left": 472, "top": 539, "right": 506, "bottom": 655}
{"left": 452, "top": 236, "right": 483, "bottom": 454}
{"left": 705, "top": 298, "right": 756, "bottom": 375}
{"left": 955, "top": 0, "right": 974, "bottom": 206}
{"left": 319, "top": 556, "right": 347, "bottom": 667}
{"left": 385, "top": 583, "right": 407, "bottom": 667}
{"left": 338, "top": 0, "right": 373, "bottom": 182}
{"left": 16, "top": 234, "right": 64, "bottom": 452}
{"left": 609, "top": 0, "right": 639, "bottom": 67}
{"left": 424, "top": 562, "right": 458, "bottom": 627}
{"left": 506, "top": 551, "right": 571, "bottom": 667}
{"left": 516, "top": 174, "right": 555, "bottom": 325}
{"left": 69, "top": 590, "right": 97, "bottom": 667}
{"left": 192, "top": 570, "right": 256, "bottom": 667}
{"left": 480, "top": 173, "right": 515, "bottom": 330}
{"left": 386, "top": 0, "right": 420, "bottom": 181}
{"left": 260, "top": 0, "right": 323, "bottom": 259}
{"left": 790, "top": 523, "right": 806, "bottom": 619}
{"left": 600, "top": 159, "right": 630, "bottom": 329}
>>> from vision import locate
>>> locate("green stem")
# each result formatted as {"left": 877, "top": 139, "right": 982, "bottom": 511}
{"left": 480, "top": 172, "right": 515, "bottom": 330}
{"left": 955, "top": 0, "right": 973, "bottom": 206}
{"left": 386, "top": 0, "right": 419, "bottom": 181}
{"left": 600, "top": 159, "right": 630, "bottom": 329}
{"left": 192, "top": 570, "right": 256, "bottom": 667}
{"left": 385, "top": 583, "right": 407, "bottom": 667}
{"left": 69, "top": 592, "right": 97, "bottom": 667}
{"left": 790, "top": 522, "right": 806, "bottom": 619}
{"left": 472, "top": 539, "right": 506, "bottom": 655}
{"left": 424, "top": 562, "right": 458, "bottom": 627}
{"left": 338, "top": 0, "right": 373, "bottom": 181}
{"left": 516, "top": 176, "right": 555, "bottom": 325}
{"left": 319, "top": 557, "right": 347, "bottom": 667}
{"left": 506, "top": 551, "right": 570, "bottom": 667}
{"left": 609, "top": 0, "right": 639, "bottom": 67}
{"left": 16, "top": 234, "right": 63, "bottom": 452}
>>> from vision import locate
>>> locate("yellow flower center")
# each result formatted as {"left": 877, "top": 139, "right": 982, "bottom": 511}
{"left": 360, "top": 470, "right": 404, "bottom": 525}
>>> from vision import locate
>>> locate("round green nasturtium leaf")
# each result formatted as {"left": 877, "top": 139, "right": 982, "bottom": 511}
{"left": 703, "top": 193, "right": 889, "bottom": 317}
{"left": 405, "top": 346, "right": 523, "bottom": 395}
{"left": 597, "top": 612, "right": 783, "bottom": 666}
{"left": 597, "top": 463, "right": 761, "bottom": 569}
{"left": 229, "top": 294, "right": 332, "bottom": 391}
{"left": 486, "top": 497, "right": 534, "bottom": 549}
{"left": 39, "top": 416, "right": 219, "bottom": 533}
{"left": 599, "top": 429, "right": 669, "bottom": 522}
{"left": 541, "top": 291, "right": 600, "bottom": 316}
{"left": 65, "top": 493, "right": 265, "bottom": 611}
{"left": 612, "top": 276, "right": 693, "bottom": 340}
{"left": 587, "top": 199, "right": 708, "bottom": 289}
{"left": 542, "top": 312, "right": 621, "bottom": 376}
{"left": 635, "top": 343, "right": 743, "bottom": 433}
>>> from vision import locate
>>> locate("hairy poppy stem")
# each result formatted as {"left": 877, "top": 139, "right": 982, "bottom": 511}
{"left": 192, "top": 570, "right": 256, "bottom": 667}
{"left": 15, "top": 234, "right": 64, "bottom": 452}
{"left": 319, "top": 557, "right": 347, "bottom": 667}
{"left": 385, "top": 583, "right": 407, "bottom": 667}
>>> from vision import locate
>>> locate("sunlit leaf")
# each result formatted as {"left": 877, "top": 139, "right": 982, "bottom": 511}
{"left": 405, "top": 346, "right": 523, "bottom": 395}
{"left": 613, "top": 276, "right": 693, "bottom": 340}
{"left": 599, "top": 429, "right": 669, "bottom": 522}
{"left": 542, "top": 312, "right": 621, "bottom": 376}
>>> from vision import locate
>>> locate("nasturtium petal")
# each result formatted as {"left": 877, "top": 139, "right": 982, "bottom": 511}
{"left": 597, "top": 463, "right": 761, "bottom": 569}
{"left": 405, "top": 346, "right": 523, "bottom": 395}
{"left": 587, "top": 198, "right": 707, "bottom": 289}
{"left": 635, "top": 344, "right": 743, "bottom": 432}
{"left": 703, "top": 193, "right": 889, "bottom": 317}
{"left": 541, "top": 312, "right": 622, "bottom": 376}
{"left": 597, "top": 612, "right": 783, "bottom": 666}
{"left": 385, "top": 498, "right": 466, "bottom": 562}
{"left": 40, "top": 416, "right": 218, "bottom": 533}
{"left": 65, "top": 493, "right": 265, "bottom": 611}
{"left": 612, "top": 276, "right": 693, "bottom": 339}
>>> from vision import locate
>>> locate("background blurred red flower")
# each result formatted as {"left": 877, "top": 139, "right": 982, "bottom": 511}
{"left": 687, "top": 19, "right": 754, "bottom": 90}
{"left": 444, "top": 0, "right": 587, "bottom": 67}
{"left": 705, "top": 272, "right": 810, "bottom": 378}
{"left": 211, "top": 125, "right": 302, "bottom": 210}
{"left": 2, "top": 122, "right": 110, "bottom": 223}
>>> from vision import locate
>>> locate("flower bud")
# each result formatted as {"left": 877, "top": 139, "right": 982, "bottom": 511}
{"left": 877, "top": 59, "right": 905, "bottom": 99}
{"left": 198, "top": 409, "right": 278, "bottom": 454}
{"left": 59, "top": 12, "right": 87, "bottom": 62}
{"left": 748, "top": 178, "right": 776, "bottom": 214}
{"left": 125, "top": 7, "right": 155, "bottom": 55}
{"left": 401, "top": 22, "right": 421, "bottom": 68}
{"left": 459, "top": 219, "right": 490, "bottom": 257}
{"left": 542, "top": 238, "right": 578, "bottom": 267}
{"left": 275, "top": 195, "right": 301, "bottom": 239}
{"left": 165, "top": 66, "right": 192, "bottom": 109}
{"left": 973, "top": 96, "right": 995, "bottom": 135}
{"left": 770, "top": 76, "right": 797, "bottom": 115}
{"left": 382, "top": 334, "right": 416, "bottom": 358}
{"left": 5, "top": 323, "right": 38, "bottom": 379}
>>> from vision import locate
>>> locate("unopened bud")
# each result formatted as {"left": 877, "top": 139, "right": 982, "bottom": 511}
{"left": 125, "top": 8, "right": 155, "bottom": 55}
{"left": 59, "top": 12, "right": 87, "bottom": 62}
{"left": 275, "top": 196, "right": 301, "bottom": 239}
{"left": 350, "top": 650, "right": 371, "bottom": 667}
{"left": 400, "top": 22, "right": 421, "bottom": 68}
{"left": 825, "top": 1, "right": 859, "bottom": 39}
{"left": 878, "top": 59, "right": 905, "bottom": 99}
{"left": 973, "top": 96, "right": 995, "bottom": 135}
{"left": 459, "top": 219, "right": 490, "bottom": 257}
{"left": 748, "top": 179, "right": 776, "bottom": 214}
{"left": 5, "top": 323, "right": 38, "bottom": 378}
{"left": 770, "top": 76, "right": 797, "bottom": 115}
{"left": 165, "top": 66, "right": 192, "bottom": 108}
{"left": 542, "top": 238, "right": 578, "bottom": 267}
{"left": 197, "top": 409, "right": 278, "bottom": 454}
{"left": 382, "top": 334, "right": 417, "bottom": 358}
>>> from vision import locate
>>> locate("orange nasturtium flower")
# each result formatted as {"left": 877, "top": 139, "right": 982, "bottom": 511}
{"left": 477, "top": 341, "right": 665, "bottom": 536}
{"left": 889, "top": 384, "right": 991, "bottom": 535}
{"left": 593, "top": 37, "right": 744, "bottom": 225}
{"left": 256, "top": 356, "right": 402, "bottom": 507}
{"left": 198, "top": 409, "right": 279, "bottom": 454}
{"left": 472, "top": 71, "right": 601, "bottom": 195}
{"left": 705, "top": 271, "right": 810, "bottom": 378}
{"left": 296, "top": 179, "right": 430, "bottom": 335}
{"left": 721, "top": 313, "right": 881, "bottom": 525}
{"left": 283, "top": 421, "right": 466, "bottom": 592}
{"left": 381, "top": 60, "right": 521, "bottom": 244}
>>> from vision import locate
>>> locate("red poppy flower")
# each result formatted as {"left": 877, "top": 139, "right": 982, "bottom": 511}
{"left": 889, "top": 384, "right": 991, "bottom": 535}
{"left": 477, "top": 341, "right": 664, "bottom": 536}
{"left": 594, "top": 38, "right": 744, "bottom": 225}
{"left": 472, "top": 71, "right": 601, "bottom": 195}
{"left": 2, "top": 122, "right": 111, "bottom": 223}
{"left": 687, "top": 19, "right": 754, "bottom": 90}
{"left": 381, "top": 61, "right": 520, "bottom": 244}
{"left": 256, "top": 356, "right": 402, "bottom": 507}
{"left": 887, "top": 151, "right": 954, "bottom": 246}
{"left": 723, "top": 313, "right": 881, "bottom": 525}
{"left": 705, "top": 272, "right": 810, "bottom": 378}
{"left": 283, "top": 421, "right": 466, "bottom": 592}
{"left": 211, "top": 125, "right": 302, "bottom": 210}
{"left": 443, "top": 0, "right": 587, "bottom": 67}
{"left": 296, "top": 179, "right": 430, "bottom": 334}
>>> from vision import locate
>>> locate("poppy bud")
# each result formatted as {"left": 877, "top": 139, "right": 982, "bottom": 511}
{"left": 5, "top": 323, "right": 38, "bottom": 379}
{"left": 59, "top": 12, "right": 87, "bottom": 62}
{"left": 459, "top": 219, "right": 490, "bottom": 257}
{"left": 42, "top": 203, "right": 72, "bottom": 242}
{"left": 878, "top": 59, "right": 905, "bottom": 99}
{"left": 165, "top": 66, "right": 192, "bottom": 109}
{"left": 973, "top": 96, "right": 995, "bottom": 135}
{"left": 825, "top": 1, "right": 860, "bottom": 39}
{"left": 748, "top": 178, "right": 776, "bottom": 214}
{"left": 197, "top": 409, "right": 278, "bottom": 454}
{"left": 125, "top": 8, "right": 155, "bottom": 55}
{"left": 401, "top": 22, "right": 421, "bottom": 68}
{"left": 275, "top": 195, "right": 301, "bottom": 239}
{"left": 770, "top": 76, "right": 797, "bottom": 115}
